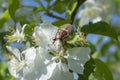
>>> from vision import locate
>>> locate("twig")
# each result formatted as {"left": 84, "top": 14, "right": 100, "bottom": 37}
{"left": 47, "top": 12, "right": 65, "bottom": 20}
{"left": 71, "top": 0, "right": 86, "bottom": 24}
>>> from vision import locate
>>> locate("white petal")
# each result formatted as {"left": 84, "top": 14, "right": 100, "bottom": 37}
{"left": 36, "top": 47, "right": 52, "bottom": 60}
{"left": 40, "top": 22, "right": 61, "bottom": 51}
{"left": 46, "top": 62, "right": 74, "bottom": 80}
{"left": 39, "top": 61, "right": 57, "bottom": 80}
{"left": 33, "top": 21, "right": 60, "bottom": 51}
{"left": 22, "top": 47, "right": 48, "bottom": 80}
{"left": 67, "top": 47, "right": 90, "bottom": 74}
{"left": 84, "top": 0, "right": 96, "bottom": 8}
{"left": 22, "top": 57, "right": 47, "bottom": 80}
{"left": 8, "top": 58, "right": 19, "bottom": 78}
{"left": 33, "top": 26, "right": 48, "bottom": 47}
{"left": 79, "top": 15, "right": 90, "bottom": 27}
{"left": 22, "top": 47, "right": 36, "bottom": 65}
{"left": 6, "top": 46, "right": 22, "bottom": 61}
{"left": 16, "top": 22, "right": 22, "bottom": 32}
{"left": 33, "top": 21, "right": 58, "bottom": 46}
{"left": 8, "top": 57, "right": 25, "bottom": 78}
{"left": 40, "top": 21, "right": 58, "bottom": 41}
{"left": 92, "top": 16, "right": 102, "bottom": 23}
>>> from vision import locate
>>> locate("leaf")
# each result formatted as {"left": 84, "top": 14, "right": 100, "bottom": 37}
{"left": 0, "top": 10, "right": 10, "bottom": 29}
{"left": 46, "top": 0, "right": 51, "bottom": 3}
{"left": 52, "top": 0, "right": 69, "bottom": 13}
{"left": 66, "top": 0, "right": 77, "bottom": 19}
{"left": 24, "top": 25, "right": 34, "bottom": 34}
{"left": 52, "top": 2, "right": 65, "bottom": 13}
{"left": 8, "top": 0, "right": 20, "bottom": 21}
{"left": 114, "top": 48, "right": 120, "bottom": 61}
{"left": 34, "top": 7, "right": 44, "bottom": 12}
{"left": 81, "top": 21, "right": 118, "bottom": 40}
{"left": 94, "top": 59, "right": 113, "bottom": 80}
{"left": 78, "top": 58, "right": 95, "bottom": 80}
{"left": 53, "top": 20, "right": 71, "bottom": 27}
{"left": 0, "top": 32, "right": 9, "bottom": 40}
{"left": 88, "top": 42, "right": 96, "bottom": 54}
{"left": 100, "top": 41, "right": 112, "bottom": 56}
{"left": 0, "top": 62, "right": 15, "bottom": 80}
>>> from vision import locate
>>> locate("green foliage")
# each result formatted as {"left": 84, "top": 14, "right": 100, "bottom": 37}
{"left": 8, "top": 0, "right": 20, "bottom": 22}
{"left": 81, "top": 21, "right": 118, "bottom": 40}
{"left": 88, "top": 42, "right": 96, "bottom": 54}
{"left": 78, "top": 58, "right": 95, "bottom": 80}
{"left": 100, "top": 41, "right": 113, "bottom": 56}
{"left": 0, "top": 10, "right": 10, "bottom": 29}
{"left": 53, "top": 20, "right": 71, "bottom": 27}
{"left": 94, "top": 59, "right": 113, "bottom": 80}
{"left": 0, "top": 62, "right": 15, "bottom": 80}
{"left": 66, "top": 0, "right": 77, "bottom": 19}
{"left": 52, "top": 0, "right": 68, "bottom": 13}
{"left": 0, "top": 32, "right": 9, "bottom": 40}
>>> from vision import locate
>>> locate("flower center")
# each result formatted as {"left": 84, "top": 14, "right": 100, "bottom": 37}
{"left": 87, "top": 9, "right": 95, "bottom": 16}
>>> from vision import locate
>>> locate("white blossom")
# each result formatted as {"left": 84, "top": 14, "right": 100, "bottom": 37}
{"left": 38, "top": 47, "right": 90, "bottom": 80}
{"left": 6, "top": 46, "right": 47, "bottom": 80}
{"left": 33, "top": 21, "right": 91, "bottom": 80}
{"left": 78, "top": 0, "right": 113, "bottom": 27}
{"left": 67, "top": 47, "right": 90, "bottom": 74}
{"left": 33, "top": 21, "right": 61, "bottom": 51}
{"left": 7, "top": 21, "right": 91, "bottom": 80}
{"left": 7, "top": 24, "right": 28, "bottom": 42}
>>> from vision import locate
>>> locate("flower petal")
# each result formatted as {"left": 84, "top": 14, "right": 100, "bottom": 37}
{"left": 33, "top": 26, "right": 48, "bottom": 47}
{"left": 22, "top": 47, "right": 36, "bottom": 65}
{"left": 8, "top": 57, "right": 25, "bottom": 78}
{"left": 47, "top": 62, "right": 74, "bottom": 80}
{"left": 33, "top": 21, "right": 61, "bottom": 51}
{"left": 22, "top": 47, "right": 48, "bottom": 80}
{"left": 40, "top": 21, "right": 58, "bottom": 41}
{"left": 67, "top": 47, "right": 91, "bottom": 74}
{"left": 6, "top": 46, "right": 22, "bottom": 61}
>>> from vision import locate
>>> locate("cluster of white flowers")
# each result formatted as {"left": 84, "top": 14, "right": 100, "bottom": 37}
{"left": 78, "top": 0, "right": 113, "bottom": 27}
{"left": 6, "top": 21, "right": 91, "bottom": 80}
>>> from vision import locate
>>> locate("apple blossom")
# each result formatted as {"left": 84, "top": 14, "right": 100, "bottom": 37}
{"left": 78, "top": 0, "right": 113, "bottom": 27}
{"left": 32, "top": 21, "right": 91, "bottom": 80}
{"left": 7, "top": 24, "right": 28, "bottom": 42}
{"left": 6, "top": 46, "right": 47, "bottom": 80}
{"left": 33, "top": 21, "right": 61, "bottom": 51}
{"left": 6, "top": 21, "right": 91, "bottom": 80}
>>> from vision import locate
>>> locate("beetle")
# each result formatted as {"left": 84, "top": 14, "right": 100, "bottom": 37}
{"left": 52, "top": 24, "right": 73, "bottom": 44}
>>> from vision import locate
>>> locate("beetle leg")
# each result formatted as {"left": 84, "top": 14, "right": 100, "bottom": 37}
{"left": 52, "top": 30, "right": 60, "bottom": 44}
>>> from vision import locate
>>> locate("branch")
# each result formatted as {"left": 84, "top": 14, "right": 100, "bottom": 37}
{"left": 47, "top": 12, "right": 65, "bottom": 20}
{"left": 71, "top": 0, "right": 86, "bottom": 24}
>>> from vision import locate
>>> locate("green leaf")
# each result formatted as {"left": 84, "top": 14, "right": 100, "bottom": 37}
{"left": 46, "top": 0, "right": 51, "bottom": 3}
{"left": 8, "top": 0, "right": 20, "bottom": 21}
{"left": 94, "top": 59, "right": 113, "bottom": 80}
{"left": 89, "top": 42, "right": 96, "bottom": 54}
{"left": 53, "top": 20, "right": 71, "bottom": 27}
{"left": 52, "top": 2, "right": 65, "bottom": 13}
{"left": 34, "top": 7, "right": 44, "bottom": 12}
{"left": 66, "top": 0, "right": 77, "bottom": 19}
{"left": 100, "top": 41, "right": 112, "bottom": 56}
{"left": 79, "top": 58, "right": 95, "bottom": 80}
{"left": 24, "top": 25, "right": 34, "bottom": 34}
{"left": 0, "top": 32, "right": 9, "bottom": 40}
{"left": 114, "top": 48, "right": 120, "bottom": 61}
{"left": 52, "top": 0, "right": 70, "bottom": 13}
{"left": 0, "top": 10, "right": 10, "bottom": 29}
{"left": 81, "top": 21, "right": 118, "bottom": 40}
{"left": 0, "top": 62, "right": 15, "bottom": 80}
